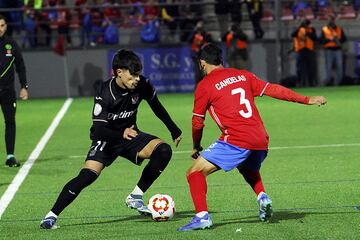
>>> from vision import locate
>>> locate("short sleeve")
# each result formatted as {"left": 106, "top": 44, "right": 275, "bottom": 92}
{"left": 249, "top": 72, "right": 269, "bottom": 97}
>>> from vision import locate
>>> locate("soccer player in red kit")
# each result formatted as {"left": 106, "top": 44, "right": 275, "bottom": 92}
{"left": 178, "top": 43, "right": 327, "bottom": 231}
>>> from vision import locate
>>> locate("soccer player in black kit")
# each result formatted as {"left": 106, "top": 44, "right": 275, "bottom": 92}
{"left": 0, "top": 14, "right": 29, "bottom": 167}
{"left": 40, "top": 49, "right": 182, "bottom": 229}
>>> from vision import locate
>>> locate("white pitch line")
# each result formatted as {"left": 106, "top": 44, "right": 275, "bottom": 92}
{"left": 68, "top": 142, "right": 360, "bottom": 159}
{"left": 270, "top": 143, "right": 360, "bottom": 150}
{"left": 0, "top": 98, "right": 73, "bottom": 220}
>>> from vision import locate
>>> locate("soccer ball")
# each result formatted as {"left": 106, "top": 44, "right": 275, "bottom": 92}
{"left": 148, "top": 194, "right": 175, "bottom": 221}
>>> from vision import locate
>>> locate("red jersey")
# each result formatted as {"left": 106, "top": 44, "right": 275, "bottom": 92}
{"left": 193, "top": 67, "right": 270, "bottom": 150}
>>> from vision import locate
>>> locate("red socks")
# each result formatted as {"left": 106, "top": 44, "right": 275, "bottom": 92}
{"left": 187, "top": 169, "right": 264, "bottom": 213}
{"left": 239, "top": 168, "right": 265, "bottom": 196}
{"left": 187, "top": 171, "right": 208, "bottom": 213}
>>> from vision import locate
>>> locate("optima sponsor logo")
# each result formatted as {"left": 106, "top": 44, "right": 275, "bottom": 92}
{"left": 107, "top": 110, "right": 136, "bottom": 120}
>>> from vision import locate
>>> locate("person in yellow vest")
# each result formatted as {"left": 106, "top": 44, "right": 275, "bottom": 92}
{"left": 291, "top": 19, "right": 318, "bottom": 87}
{"left": 24, "top": 0, "right": 43, "bottom": 9}
{"left": 225, "top": 23, "right": 249, "bottom": 70}
{"left": 320, "top": 15, "right": 347, "bottom": 86}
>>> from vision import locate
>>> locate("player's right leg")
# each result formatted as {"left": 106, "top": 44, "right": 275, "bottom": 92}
{"left": 121, "top": 133, "right": 172, "bottom": 216}
{"left": 257, "top": 192, "right": 273, "bottom": 222}
{"left": 40, "top": 160, "right": 103, "bottom": 229}
{"left": 1, "top": 94, "right": 20, "bottom": 167}
{"left": 177, "top": 156, "right": 218, "bottom": 231}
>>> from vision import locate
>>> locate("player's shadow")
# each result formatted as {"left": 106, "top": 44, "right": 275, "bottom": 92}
{"left": 61, "top": 215, "right": 150, "bottom": 228}
{"left": 136, "top": 210, "right": 199, "bottom": 222}
{"left": 214, "top": 210, "right": 357, "bottom": 228}
{"left": 0, "top": 182, "right": 10, "bottom": 187}
{"left": 213, "top": 211, "right": 305, "bottom": 228}
{"left": 62, "top": 211, "right": 204, "bottom": 227}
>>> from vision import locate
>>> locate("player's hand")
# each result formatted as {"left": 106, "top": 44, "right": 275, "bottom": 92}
{"left": 309, "top": 96, "right": 327, "bottom": 106}
{"left": 191, "top": 146, "right": 203, "bottom": 160}
{"left": 19, "top": 88, "right": 28, "bottom": 100}
{"left": 123, "top": 125, "right": 138, "bottom": 140}
{"left": 173, "top": 135, "right": 182, "bottom": 148}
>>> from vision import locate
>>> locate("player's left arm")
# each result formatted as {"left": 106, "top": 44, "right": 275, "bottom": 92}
{"left": 13, "top": 40, "right": 28, "bottom": 100}
{"left": 263, "top": 83, "right": 327, "bottom": 106}
{"left": 249, "top": 73, "right": 326, "bottom": 106}
{"left": 147, "top": 95, "right": 182, "bottom": 147}
{"left": 143, "top": 77, "right": 182, "bottom": 147}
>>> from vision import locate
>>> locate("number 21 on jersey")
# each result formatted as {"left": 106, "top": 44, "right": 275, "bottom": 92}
{"left": 231, "top": 87, "right": 252, "bottom": 118}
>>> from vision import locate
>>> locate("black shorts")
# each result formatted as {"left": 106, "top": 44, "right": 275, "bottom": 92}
{"left": 85, "top": 131, "right": 158, "bottom": 167}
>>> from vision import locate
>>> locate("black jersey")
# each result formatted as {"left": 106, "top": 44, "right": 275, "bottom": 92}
{"left": 90, "top": 75, "right": 155, "bottom": 141}
{"left": 0, "top": 36, "right": 27, "bottom": 91}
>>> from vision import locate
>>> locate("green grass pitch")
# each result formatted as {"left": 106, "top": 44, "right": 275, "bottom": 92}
{"left": 0, "top": 86, "right": 359, "bottom": 239}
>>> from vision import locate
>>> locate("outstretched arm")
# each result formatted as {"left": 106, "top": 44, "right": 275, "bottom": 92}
{"left": 263, "top": 83, "right": 327, "bottom": 106}
{"left": 147, "top": 95, "right": 182, "bottom": 147}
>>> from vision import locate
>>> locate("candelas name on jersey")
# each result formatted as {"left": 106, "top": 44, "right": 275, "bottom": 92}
{"left": 215, "top": 75, "right": 246, "bottom": 90}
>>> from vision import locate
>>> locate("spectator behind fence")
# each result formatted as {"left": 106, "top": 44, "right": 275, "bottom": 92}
{"left": 320, "top": 15, "right": 347, "bottom": 86}
{"left": 215, "top": 0, "right": 230, "bottom": 36}
{"left": 80, "top": 6, "right": 92, "bottom": 47}
{"left": 123, "top": 0, "right": 146, "bottom": 27}
{"left": 103, "top": 0, "right": 122, "bottom": 24}
{"left": 90, "top": 9, "right": 104, "bottom": 46}
{"left": 143, "top": 0, "right": 160, "bottom": 22}
{"left": 161, "top": 0, "right": 179, "bottom": 40}
{"left": 245, "top": 0, "right": 264, "bottom": 39}
{"left": 189, "top": 21, "right": 213, "bottom": 85}
{"left": 22, "top": 10, "right": 36, "bottom": 48}
{"left": 291, "top": 19, "right": 318, "bottom": 87}
{"left": 224, "top": 23, "right": 249, "bottom": 70}
{"left": 56, "top": 0, "right": 72, "bottom": 47}
{"left": 103, "top": 18, "right": 119, "bottom": 45}
{"left": 32, "top": 2, "right": 51, "bottom": 47}
{"left": 178, "top": 0, "right": 202, "bottom": 43}
{"left": 229, "top": 0, "right": 243, "bottom": 24}
{"left": 292, "top": 0, "right": 310, "bottom": 18}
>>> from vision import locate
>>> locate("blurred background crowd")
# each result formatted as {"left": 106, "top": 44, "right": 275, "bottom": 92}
{"left": 0, "top": 0, "right": 358, "bottom": 47}
{"left": 1, "top": 0, "right": 360, "bottom": 88}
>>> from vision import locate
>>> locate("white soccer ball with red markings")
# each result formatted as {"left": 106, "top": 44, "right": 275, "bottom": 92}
{"left": 148, "top": 194, "right": 175, "bottom": 221}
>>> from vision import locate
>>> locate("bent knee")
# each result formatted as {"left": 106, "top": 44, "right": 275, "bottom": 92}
{"left": 153, "top": 142, "right": 172, "bottom": 158}
{"left": 186, "top": 157, "right": 218, "bottom": 177}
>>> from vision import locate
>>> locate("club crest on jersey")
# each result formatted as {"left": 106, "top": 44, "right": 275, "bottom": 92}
{"left": 93, "top": 103, "right": 102, "bottom": 116}
{"left": 5, "top": 44, "right": 13, "bottom": 57}
{"left": 131, "top": 94, "right": 139, "bottom": 104}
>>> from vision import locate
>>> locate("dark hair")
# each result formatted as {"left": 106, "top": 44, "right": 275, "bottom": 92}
{"left": 198, "top": 43, "right": 223, "bottom": 65}
{"left": 0, "top": 14, "right": 6, "bottom": 22}
{"left": 301, "top": 19, "right": 311, "bottom": 27}
{"left": 231, "top": 23, "right": 239, "bottom": 32}
{"left": 112, "top": 49, "right": 142, "bottom": 75}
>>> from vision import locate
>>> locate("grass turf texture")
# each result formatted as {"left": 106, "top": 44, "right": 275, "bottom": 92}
{"left": 0, "top": 86, "right": 359, "bottom": 239}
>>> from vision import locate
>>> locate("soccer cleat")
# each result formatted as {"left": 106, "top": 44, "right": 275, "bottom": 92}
{"left": 177, "top": 213, "right": 213, "bottom": 231}
{"left": 40, "top": 216, "right": 59, "bottom": 229}
{"left": 5, "top": 157, "right": 20, "bottom": 167}
{"left": 125, "top": 194, "right": 151, "bottom": 216}
{"left": 257, "top": 192, "right": 273, "bottom": 222}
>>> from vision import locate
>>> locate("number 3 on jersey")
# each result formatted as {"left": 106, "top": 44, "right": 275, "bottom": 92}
{"left": 231, "top": 88, "right": 252, "bottom": 118}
